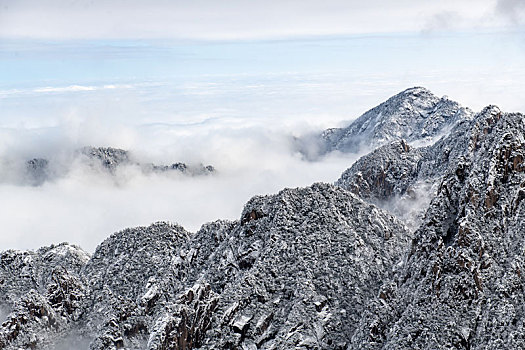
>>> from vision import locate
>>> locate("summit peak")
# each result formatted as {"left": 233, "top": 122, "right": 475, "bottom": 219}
{"left": 312, "top": 87, "right": 472, "bottom": 156}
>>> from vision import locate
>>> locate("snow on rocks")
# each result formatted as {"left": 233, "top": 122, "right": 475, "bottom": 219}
{"left": 1, "top": 88, "right": 524, "bottom": 349}
{"left": 298, "top": 87, "right": 473, "bottom": 159}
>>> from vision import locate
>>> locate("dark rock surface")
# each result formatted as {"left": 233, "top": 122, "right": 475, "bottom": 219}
{"left": 335, "top": 139, "right": 427, "bottom": 230}
{"left": 336, "top": 139, "right": 423, "bottom": 203}
{"left": 335, "top": 105, "right": 504, "bottom": 230}
{"left": 0, "top": 244, "right": 90, "bottom": 349}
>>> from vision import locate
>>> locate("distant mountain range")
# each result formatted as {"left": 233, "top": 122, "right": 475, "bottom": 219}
{"left": 1, "top": 88, "right": 524, "bottom": 349}
{"left": 21, "top": 146, "right": 215, "bottom": 186}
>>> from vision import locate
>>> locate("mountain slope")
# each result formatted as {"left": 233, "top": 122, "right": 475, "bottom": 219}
{"left": 0, "top": 184, "right": 410, "bottom": 349}
{"left": 348, "top": 108, "right": 525, "bottom": 349}
{"left": 335, "top": 106, "right": 503, "bottom": 230}
{"left": 0, "top": 244, "right": 90, "bottom": 349}
{"left": 298, "top": 87, "right": 472, "bottom": 159}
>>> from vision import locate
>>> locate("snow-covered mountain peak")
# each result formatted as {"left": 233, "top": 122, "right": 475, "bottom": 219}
{"left": 303, "top": 87, "right": 473, "bottom": 158}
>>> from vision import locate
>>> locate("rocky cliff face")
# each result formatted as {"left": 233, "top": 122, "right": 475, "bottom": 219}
{"left": 1, "top": 88, "right": 524, "bottom": 350}
{"left": 0, "top": 244, "right": 90, "bottom": 349}
{"left": 348, "top": 107, "right": 525, "bottom": 349}
{"left": 335, "top": 106, "right": 506, "bottom": 230}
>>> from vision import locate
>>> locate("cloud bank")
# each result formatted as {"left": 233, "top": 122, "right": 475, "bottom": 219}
{"left": 496, "top": 0, "right": 525, "bottom": 25}
{"left": 0, "top": 0, "right": 505, "bottom": 40}
{"left": 0, "top": 114, "right": 361, "bottom": 252}
{"left": 2, "top": 67, "right": 525, "bottom": 252}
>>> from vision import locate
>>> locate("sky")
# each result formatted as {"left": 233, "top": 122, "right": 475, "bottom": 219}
{"left": 1, "top": 0, "right": 524, "bottom": 251}
{"left": 0, "top": 0, "right": 523, "bottom": 40}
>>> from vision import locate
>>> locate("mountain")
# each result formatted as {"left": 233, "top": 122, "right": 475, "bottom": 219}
{"left": 335, "top": 105, "right": 504, "bottom": 231}
{"left": 18, "top": 147, "right": 215, "bottom": 186}
{"left": 79, "top": 147, "right": 215, "bottom": 176}
{"left": 80, "top": 147, "right": 131, "bottom": 174}
{"left": 348, "top": 106, "right": 525, "bottom": 349}
{"left": 335, "top": 139, "right": 427, "bottom": 230}
{"left": 298, "top": 87, "right": 472, "bottom": 158}
{"left": 1, "top": 88, "right": 524, "bottom": 349}
{"left": 0, "top": 185, "right": 411, "bottom": 349}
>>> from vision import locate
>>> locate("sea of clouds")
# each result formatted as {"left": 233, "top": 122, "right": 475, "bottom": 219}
{"left": 0, "top": 77, "right": 367, "bottom": 252}
{"left": 2, "top": 65, "right": 525, "bottom": 252}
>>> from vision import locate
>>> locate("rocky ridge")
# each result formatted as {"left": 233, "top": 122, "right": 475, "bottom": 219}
{"left": 19, "top": 147, "right": 215, "bottom": 186}
{"left": 298, "top": 87, "right": 472, "bottom": 159}
{"left": 348, "top": 106, "right": 525, "bottom": 349}
{"left": 0, "top": 184, "right": 411, "bottom": 349}
{"left": 1, "top": 88, "right": 524, "bottom": 349}
{"left": 335, "top": 106, "right": 503, "bottom": 230}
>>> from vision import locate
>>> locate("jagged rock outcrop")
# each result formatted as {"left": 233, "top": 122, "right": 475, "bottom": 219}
{"left": 335, "top": 139, "right": 428, "bottom": 230}
{"left": 80, "top": 147, "right": 131, "bottom": 174}
{"left": 0, "top": 244, "right": 90, "bottom": 349}
{"left": 81, "top": 222, "right": 192, "bottom": 350}
{"left": 349, "top": 108, "right": 525, "bottom": 349}
{"left": 147, "top": 283, "right": 218, "bottom": 350}
{"left": 195, "top": 184, "right": 410, "bottom": 349}
{"left": 335, "top": 106, "right": 503, "bottom": 230}
{"left": 336, "top": 139, "right": 423, "bottom": 201}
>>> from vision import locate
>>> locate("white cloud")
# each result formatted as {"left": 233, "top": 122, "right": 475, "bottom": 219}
{"left": 496, "top": 0, "right": 525, "bottom": 24}
{"left": 0, "top": 120, "right": 360, "bottom": 252}
{"left": 1, "top": 69, "right": 525, "bottom": 252}
{"left": 33, "top": 85, "right": 97, "bottom": 93}
{"left": 0, "top": 0, "right": 504, "bottom": 40}
{"left": 2, "top": 62, "right": 525, "bottom": 253}
{"left": 30, "top": 83, "right": 148, "bottom": 94}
